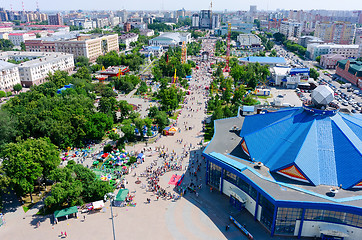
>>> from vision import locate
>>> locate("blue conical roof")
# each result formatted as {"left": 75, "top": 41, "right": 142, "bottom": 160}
{"left": 240, "top": 108, "right": 362, "bottom": 189}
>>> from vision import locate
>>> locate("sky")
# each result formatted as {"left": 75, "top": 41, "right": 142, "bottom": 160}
{"left": 2, "top": 0, "right": 362, "bottom": 12}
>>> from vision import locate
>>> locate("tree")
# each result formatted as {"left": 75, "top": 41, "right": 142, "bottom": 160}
{"left": 1, "top": 138, "right": 60, "bottom": 202}
{"left": 118, "top": 100, "right": 133, "bottom": 121}
{"left": 310, "top": 68, "right": 320, "bottom": 80}
{"left": 75, "top": 56, "right": 90, "bottom": 68}
{"left": 0, "top": 39, "right": 14, "bottom": 51}
{"left": 316, "top": 56, "right": 321, "bottom": 64}
{"left": 121, "top": 120, "right": 136, "bottom": 141}
{"left": 0, "top": 111, "right": 18, "bottom": 146}
{"left": 85, "top": 113, "right": 113, "bottom": 140}
{"left": 108, "top": 131, "right": 119, "bottom": 141}
{"left": 73, "top": 66, "right": 91, "bottom": 80}
{"left": 13, "top": 83, "right": 22, "bottom": 92}
{"left": 20, "top": 42, "right": 26, "bottom": 51}
{"left": 273, "top": 32, "right": 286, "bottom": 43}
{"left": 46, "top": 70, "right": 71, "bottom": 88}
{"left": 0, "top": 91, "right": 6, "bottom": 98}
{"left": 232, "top": 86, "right": 246, "bottom": 105}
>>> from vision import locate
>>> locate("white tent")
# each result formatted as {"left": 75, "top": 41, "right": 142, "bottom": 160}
{"left": 92, "top": 200, "right": 105, "bottom": 210}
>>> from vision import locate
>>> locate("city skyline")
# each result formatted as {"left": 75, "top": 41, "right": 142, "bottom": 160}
{"left": 1, "top": 0, "right": 361, "bottom": 12}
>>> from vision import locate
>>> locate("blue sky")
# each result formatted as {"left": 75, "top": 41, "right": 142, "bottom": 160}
{"left": 3, "top": 0, "right": 362, "bottom": 11}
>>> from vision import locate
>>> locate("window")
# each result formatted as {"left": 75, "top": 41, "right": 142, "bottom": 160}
{"left": 259, "top": 195, "right": 275, "bottom": 231}
{"left": 208, "top": 162, "right": 222, "bottom": 190}
{"left": 275, "top": 208, "right": 302, "bottom": 235}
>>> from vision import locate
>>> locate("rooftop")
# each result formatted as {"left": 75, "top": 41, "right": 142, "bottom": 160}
{"left": 0, "top": 51, "right": 73, "bottom": 68}
{"left": 204, "top": 108, "right": 362, "bottom": 207}
{"left": 239, "top": 57, "right": 287, "bottom": 65}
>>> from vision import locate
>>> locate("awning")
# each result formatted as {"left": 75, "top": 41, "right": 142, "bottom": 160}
{"left": 115, "top": 189, "right": 129, "bottom": 202}
{"left": 54, "top": 206, "right": 78, "bottom": 219}
{"left": 319, "top": 224, "right": 349, "bottom": 237}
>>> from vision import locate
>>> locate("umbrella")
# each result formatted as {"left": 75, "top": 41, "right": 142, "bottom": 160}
{"left": 122, "top": 166, "right": 127, "bottom": 169}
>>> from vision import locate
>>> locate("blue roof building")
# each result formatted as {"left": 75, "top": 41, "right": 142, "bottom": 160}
{"left": 203, "top": 99, "right": 362, "bottom": 239}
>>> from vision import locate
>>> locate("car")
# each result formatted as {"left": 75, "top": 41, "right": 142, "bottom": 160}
{"left": 352, "top": 109, "right": 357, "bottom": 113}
{"left": 342, "top": 102, "right": 348, "bottom": 106}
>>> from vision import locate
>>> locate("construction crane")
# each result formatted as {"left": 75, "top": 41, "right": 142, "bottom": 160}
{"left": 181, "top": 41, "right": 187, "bottom": 64}
{"left": 223, "top": 22, "right": 231, "bottom": 72}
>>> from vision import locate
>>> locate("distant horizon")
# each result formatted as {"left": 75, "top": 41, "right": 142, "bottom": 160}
{"left": 1, "top": 0, "right": 361, "bottom": 12}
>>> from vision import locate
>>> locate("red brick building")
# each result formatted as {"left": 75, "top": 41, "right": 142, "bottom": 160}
{"left": 336, "top": 59, "right": 362, "bottom": 88}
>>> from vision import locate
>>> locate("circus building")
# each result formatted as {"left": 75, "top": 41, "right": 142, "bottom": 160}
{"left": 203, "top": 85, "right": 362, "bottom": 240}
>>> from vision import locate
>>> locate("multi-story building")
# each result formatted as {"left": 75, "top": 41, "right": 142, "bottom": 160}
{"left": 320, "top": 54, "right": 347, "bottom": 69}
{"left": 355, "top": 28, "right": 362, "bottom": 45}
{"left": 25, "top": 34, "right": 119, "bottom": 62}
{"left": 191, "top": 14, "right": 199, "bottom": 29}
{"left": 48, "top": 13, "right": 63, "bottom": 26}
{"left": 0, "top": 51, "right": 74, "bottom": 87}
{"left": 119, "top": 33, "right": 138, "bottom": 49}
{"left": 298, "top": 36, "right": 324, "bottom": 48}
{"left": 237, "top": 34, "right": 262, "bottom": 47}
{"left": 8, "top": 32, "right": 36, "bottom": 46}
{"left": 279, "top": 21, "right": 302, "bottom": 39}
{"left": 0, "top": 61, "right": 21, "bottom": 92}
{"left": 73, "top": 19, "right": 95, "bottom": 30}
{"left": 268, "top": 18, "right": 287, "bottom": 32}
{"left": 23, "top": 25, "right": 70, "bottom": 32}
{"left": 336, "top": 59, "right": 362, "bottom": 87}
{"left": 199, "top": 10, "right": 212, "bottom": 29}
{"left": 307, "top": 43, "right": 359, "bottom": 60}
{"left": 149, "top": 32, "right": 191, "bottom": 48}
{"left": 315, "top": 21, "right": 356, "bottom": 44}
{"left": 0, "top": 26, "right": 13, "bottom": 32}
{"left": 55, "top": 34, "right": 119, "bottom": 62}
{"left": 95, "top": 18, "right": 109, "bottom": 28}
{"left": 271, "top": 67, "right": 310, "bottom": 88}
{"left": 139, "top": 29, "right": 154, "bottom": 37}
{"left": 123, "top": 22, "right": 131, "bottom": 32}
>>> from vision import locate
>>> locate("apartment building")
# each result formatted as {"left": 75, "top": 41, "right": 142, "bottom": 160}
{"left": 119, "top": 33, "right": 138, "bottom": 48}
{"left": 279, "top": 21, "right": 302, "bottom": 39}
{"left": 0, "top": 61, "right": 21, "bottom": 92}
{"left": 55, "top": 34, "right": 119, "bottom": 62}
{"left": 320, "top": 54, "right": 347, "bottom": 69}
{"left": 0, "top": 51, "right": 74, "bottom": 87}
{"left": 25, "top": 34, "right": 119, "bottom": 62}
{"left": 315, "top": 21, "right": 356, "bottom": 44}
{"left": 8, "top": 32, "right": 36, "bottom": 46}
{"left": 48, "top": 13, "right": 63, "bottom": 25}
{"left": 307, "top": 43, "right": 359, "bottom": 60}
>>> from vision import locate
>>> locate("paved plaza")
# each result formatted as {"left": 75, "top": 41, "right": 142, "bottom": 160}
{"left": 0, "top": 39, "right": 304, "bottom": 240}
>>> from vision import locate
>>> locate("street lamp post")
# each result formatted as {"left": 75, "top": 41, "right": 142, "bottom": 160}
{"left": 104, "top": 193, "right": 116, "bottom": 240}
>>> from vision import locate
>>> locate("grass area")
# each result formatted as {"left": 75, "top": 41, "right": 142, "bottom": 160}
{"left": 170, "top": 111, "right": 180, "bottom": 120}
{"left": 21, "top": 185, "right": 51, "bottom": 213}
{"left": 256, "top": 94, "right": 272, "bottom": 99}
{"left": 204, "top": 125, "right": 214, "bottom": 142}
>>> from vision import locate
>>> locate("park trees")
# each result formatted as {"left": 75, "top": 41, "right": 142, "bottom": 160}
{"left": 45, "top": 163, "right": 113, "bottom": 211}
{"left": 157, "top": 85, "right": 184, "bottom": 112}
{"left": 1, "top": 138, "right": 60, "bottom": 202}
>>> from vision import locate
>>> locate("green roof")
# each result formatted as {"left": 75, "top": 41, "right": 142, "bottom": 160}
{"left": 54, "top": 206, "right": 78, "bottom": 219}
{"left": 337, "top": 60, "right": 362, "bottom": 77}
{"left": 115, "top": 189, "right": 129, "bottom": 202}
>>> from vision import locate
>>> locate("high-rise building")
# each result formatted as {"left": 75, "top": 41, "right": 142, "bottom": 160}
{"left": 355, "top": 28, "right": 362, "bottom": 45}
{"left": 279, "top": 21, "right": 302, "bottom": 39}
{"left": 191, "top": 14, "right": 199, "bottom": 29}
{"left": 249, "top": 5, "right": 257, "bottom": 15}
{"left": 315, "top": 21, "right": 356, "bottom": 45}
{"left": 199, "top": 10, "right": 211, "bottom": 29}
{"left": 48, "top": 13, "right": 63, "bottom": 25}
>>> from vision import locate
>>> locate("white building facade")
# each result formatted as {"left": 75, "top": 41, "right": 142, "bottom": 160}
{"left": 0, "top": 61, "right": 21, "bottom": 92}
{"left": 0, "top": 52, "right": 74, "bottom": 87}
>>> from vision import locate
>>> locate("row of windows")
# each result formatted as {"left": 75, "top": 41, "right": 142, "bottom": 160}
{"left": 207, "top": 160, "right": 362, "bottom": 235}
{"left": 223, "top": 169, "right": 257, "bottom": 200}
{"left": 305, "top": 209, "right": 362, "bottom": 228}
